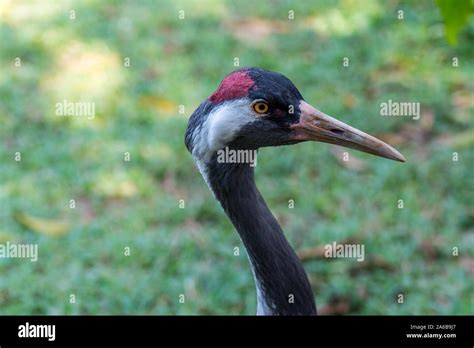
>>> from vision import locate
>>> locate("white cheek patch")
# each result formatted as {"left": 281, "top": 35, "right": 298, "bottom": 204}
{"left": 192, "top": 99, "right": 255, "bottom": 162}
{"left": 208, "top": 99, "right": 255, "bottom": 151}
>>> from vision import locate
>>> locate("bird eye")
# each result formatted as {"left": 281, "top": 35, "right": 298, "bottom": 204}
{"left": 252, "top": 101, "right": 270, "bottom": 115}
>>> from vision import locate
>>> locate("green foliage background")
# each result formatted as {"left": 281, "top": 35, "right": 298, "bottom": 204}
{"left": 436, "top": 0, "right": 474, "bottom": 45}
{"left": 0, "top": 0, "right": 473, "bottom": 314}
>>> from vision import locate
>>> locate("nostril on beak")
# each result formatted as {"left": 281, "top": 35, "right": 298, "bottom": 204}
{"left": 330, "top": 128, "right": 344, "bottom": 135}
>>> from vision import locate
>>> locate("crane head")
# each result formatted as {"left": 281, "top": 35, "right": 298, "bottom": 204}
{"left": 185, "top": 67, "right": 405, "bottom": 163}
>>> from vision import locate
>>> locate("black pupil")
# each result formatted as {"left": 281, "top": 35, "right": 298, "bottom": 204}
{"left": 258, "top": 104, "right": 266, "bottom": 111}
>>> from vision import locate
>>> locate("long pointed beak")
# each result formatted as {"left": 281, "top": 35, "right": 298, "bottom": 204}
{"left": 291, "top": 101, "right": 405, "bottom": 162}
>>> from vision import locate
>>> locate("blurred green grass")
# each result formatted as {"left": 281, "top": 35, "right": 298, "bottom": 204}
{"left": 0, "top": 0, "right": 473, "bottom": 314}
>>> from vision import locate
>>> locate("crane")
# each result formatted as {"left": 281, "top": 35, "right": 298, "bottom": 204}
{"left": 185, "top": 67, "right": 405, "bottom": 315}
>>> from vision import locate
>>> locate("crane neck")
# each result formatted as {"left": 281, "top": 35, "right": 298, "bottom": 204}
{"left": 202, "top": 155, "right": 317, "bottom": 315}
